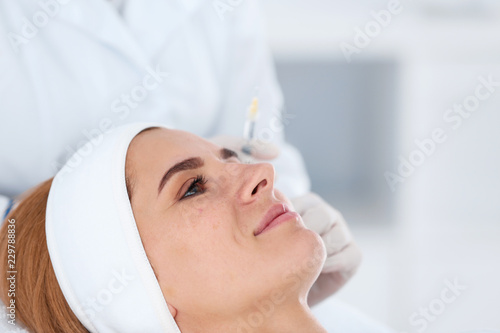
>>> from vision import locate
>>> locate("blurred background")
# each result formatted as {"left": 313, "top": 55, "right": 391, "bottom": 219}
{"left": 261, "top": 0, "right": 500, "bottom": 332}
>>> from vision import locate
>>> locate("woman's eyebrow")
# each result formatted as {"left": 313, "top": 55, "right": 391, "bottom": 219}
{"left": 157, "top": 148, "right": 239, "bottom": 197}
{"left": 158, "top": 157, "right": 204, "bottom": 196}
{"left": 220, "top": 147, "right": 238, "bottom": 160}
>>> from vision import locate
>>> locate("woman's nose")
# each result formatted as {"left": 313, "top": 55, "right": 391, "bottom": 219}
{"left": 236, "top": 163, "right": 275, "bottom": 204}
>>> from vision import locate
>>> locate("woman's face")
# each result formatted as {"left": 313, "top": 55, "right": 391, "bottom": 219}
{"left": 126, "top": 128, "right": 324, "bottom": 325}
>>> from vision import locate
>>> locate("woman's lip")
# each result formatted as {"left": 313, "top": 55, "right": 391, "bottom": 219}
{"left": 259, "top": 211, "right": 300, "bottom": 235}
{"left": 254, "top": 203, "right": 298, "bottom": 236}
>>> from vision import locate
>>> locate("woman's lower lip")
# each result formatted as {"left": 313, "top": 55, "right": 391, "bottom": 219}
{"left": 260, "top": 211, "right": 300, "bottom": 235}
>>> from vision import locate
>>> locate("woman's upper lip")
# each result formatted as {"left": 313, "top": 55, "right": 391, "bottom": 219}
{"left": 254, "top": 203, "right": 290, "bottom": 236}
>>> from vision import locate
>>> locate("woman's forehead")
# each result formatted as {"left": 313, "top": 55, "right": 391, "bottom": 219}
{"left": 126, "top": 128, "right": 217, "bottom": 175}
{"left": 131, "top": 128, "right": 208, "bottom": 149}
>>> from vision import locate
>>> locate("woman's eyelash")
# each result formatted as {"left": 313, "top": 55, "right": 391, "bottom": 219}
{"left": 181, "top": 175, "right": 207, "bottom": 200}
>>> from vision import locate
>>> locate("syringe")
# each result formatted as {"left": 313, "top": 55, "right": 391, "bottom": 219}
{"left": 242, "top": 97, "right": 259, "bottom": 155}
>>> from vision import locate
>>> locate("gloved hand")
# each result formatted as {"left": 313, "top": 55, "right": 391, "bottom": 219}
{"left": 209, "top": 135, "right": 280, "bottom": 163}
{"left": 291, "top": 192, "right": 362, "bottom": 302}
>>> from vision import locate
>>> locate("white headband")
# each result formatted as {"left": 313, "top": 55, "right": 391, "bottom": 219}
{"left": 45, "top": 122, "right": 180, "bottom": 333}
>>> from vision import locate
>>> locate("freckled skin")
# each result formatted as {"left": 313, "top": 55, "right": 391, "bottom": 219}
{"left": 125, "top": 128, "right": 324, "bottom": 330}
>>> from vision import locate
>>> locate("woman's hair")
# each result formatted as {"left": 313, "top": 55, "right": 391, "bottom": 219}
{"left": 0, "top": 178, "right": 89, "bottom": 333}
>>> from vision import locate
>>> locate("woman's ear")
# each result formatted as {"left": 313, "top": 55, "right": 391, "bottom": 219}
{"left": 167, "top": 302, "right": 177, "bottom": 318}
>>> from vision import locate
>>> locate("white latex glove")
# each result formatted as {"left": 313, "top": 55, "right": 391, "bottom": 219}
{"left": 209, "top": 135, "right": 280, "bottom": 163}
{"left": 291, "top": 192, "right": 362, "bottom": 301}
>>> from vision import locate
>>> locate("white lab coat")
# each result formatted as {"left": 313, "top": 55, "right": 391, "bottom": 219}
{"left": 0, "top": 0, "right": 310, "bottom": 199}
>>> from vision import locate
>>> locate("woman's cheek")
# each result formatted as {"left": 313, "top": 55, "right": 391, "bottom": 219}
{"left": 176, "top": 197, "right": 210, "bottom": 224}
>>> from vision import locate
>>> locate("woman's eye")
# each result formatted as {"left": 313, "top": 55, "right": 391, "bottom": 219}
{"left": 183, "top": 184, "right": 202, "bottom": 198}
{"left": 181, "top": 176, "right": 207, "bottom": 200}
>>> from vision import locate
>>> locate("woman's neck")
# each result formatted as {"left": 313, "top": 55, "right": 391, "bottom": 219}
{"left": 181, "top": 300, "right": 328, "bottom": 333}
{"left": 251, "top": 301, "right": 328, "bottom": 333}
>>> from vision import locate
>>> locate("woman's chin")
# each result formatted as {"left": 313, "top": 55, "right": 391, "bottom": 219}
{"left": 278, "top": 228, "right": 326, "bottom": 285}
{"left": 299, "top": 228, "right": 327, "bottom": 274}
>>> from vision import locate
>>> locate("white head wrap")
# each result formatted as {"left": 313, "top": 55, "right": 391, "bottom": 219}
{"left": 45, "top": 122, "right": 180, "bottom": 332}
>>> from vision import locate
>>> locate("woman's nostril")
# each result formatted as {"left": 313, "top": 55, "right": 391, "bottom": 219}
{"left": 251, "top": 179, "right": 267, "bottom": 196}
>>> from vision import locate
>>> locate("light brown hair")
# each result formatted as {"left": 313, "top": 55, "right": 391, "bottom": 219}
{"left": 0, "top": 178, "right": 88, "bottom": 333}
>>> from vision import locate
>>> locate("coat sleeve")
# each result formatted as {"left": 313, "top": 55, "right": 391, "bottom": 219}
{"left": 0, "top": 195, "right": 12, "bottom": 222}
{"left": 215, "top": 0, "right": 311, "bottom": 198}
